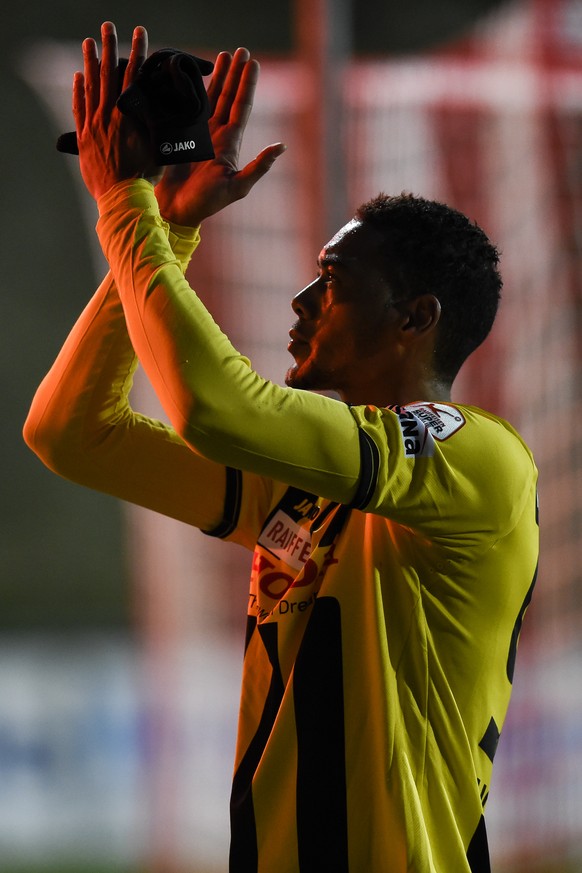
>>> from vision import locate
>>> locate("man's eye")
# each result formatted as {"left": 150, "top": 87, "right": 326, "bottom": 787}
{"left": 316, "top": 269, "right": 336, "bottom": 285}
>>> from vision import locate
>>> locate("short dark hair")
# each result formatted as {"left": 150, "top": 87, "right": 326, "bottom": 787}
{"left": 355, "top": 192, "right": 502, "bottom": 383}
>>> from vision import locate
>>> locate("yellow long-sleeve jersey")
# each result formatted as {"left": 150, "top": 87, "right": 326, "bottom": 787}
{"left": 25, "top": 179, "right": 539, "bottom": 872}
{"left": 217, "top": 403, "right": 538, "bottom": 873}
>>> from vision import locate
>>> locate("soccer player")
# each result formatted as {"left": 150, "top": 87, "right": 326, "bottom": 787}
{"left": 24, "top": 22, "right": 539, "bottom": 873}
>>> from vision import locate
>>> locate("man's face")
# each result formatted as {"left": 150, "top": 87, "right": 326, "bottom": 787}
{"left": 285, "top": 219, "right": 403, "bottom": 404}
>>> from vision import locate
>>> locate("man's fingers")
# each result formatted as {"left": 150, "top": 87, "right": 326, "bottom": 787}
{"left": 230, "top": 59, "right": 260, "bottom": 133}
{"left": 207, "top": 51, "right": 232, "bottom": 119}
{"left": 235, "top": 142, "right": 287, "bottom": 197}
{"left": 99, "top": 21, "right": 119, "bottom": 116}
{"left": 82, "top": 37, "right": 100, "bottom": 116}
{"left": 213, "top": 47, "right": 251, "bottom": 125}
{"left": 124, "top": 25, "right": 148, "bottom": 88}
{"left": 72, "top": 70, "right": 86, "bottom": 134}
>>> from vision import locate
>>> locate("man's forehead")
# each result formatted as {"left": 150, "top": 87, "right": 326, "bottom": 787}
{"left": 319, "top": 219, "right": 384, "bottom": 265}
{"left": 324, "top": 218, "right": 361, "bottom": 251}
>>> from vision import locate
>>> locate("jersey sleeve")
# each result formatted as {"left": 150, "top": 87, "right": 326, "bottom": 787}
{"left": 23, "top": 220, "right": 237, "bottom": 533}
{"left": 203, "top": 468, "right": 289, "bottom": 553}
{"left": 349, "top": 402, "right": 538, "bottom": 545}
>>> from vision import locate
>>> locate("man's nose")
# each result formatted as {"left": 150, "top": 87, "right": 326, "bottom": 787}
{"left": 291, "top": 278, "right": 320, "bottom": 319}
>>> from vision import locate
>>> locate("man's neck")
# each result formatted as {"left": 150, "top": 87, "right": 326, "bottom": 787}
{"left": 340, "top": 378, "right": 452, "bottom": 408}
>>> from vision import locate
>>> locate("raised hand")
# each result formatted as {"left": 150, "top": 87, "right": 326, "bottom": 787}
{"left": 73, "top": 22, "right": 161, "bottom": 201}
{"left": 155, "top": 47, "right": 286, "bottom": 227}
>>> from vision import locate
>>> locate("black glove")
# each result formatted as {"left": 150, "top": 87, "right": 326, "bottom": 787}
{"left": 57, "top": 49, "right": 215, "bottom": 166}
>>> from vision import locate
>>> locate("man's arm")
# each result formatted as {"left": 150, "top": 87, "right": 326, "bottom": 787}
{"left": 23, "top": 23, "right": 231, "bottom": 530}
{"left": 24, "top": 24, "right": 287, "bottom": 532}
{"left": 97, "top": 179, "right": 364, "bottom": 503}
{"left": 61, "top": 21, "right": 364, "bottom": 505}
{"left": 23, "top": 225, "right": 231, "bottom": 531}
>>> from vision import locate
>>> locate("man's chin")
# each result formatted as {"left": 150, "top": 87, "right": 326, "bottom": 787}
{"left": 284, "top": 364, "right": 302, "bottom": 388}
{"left": 285, "top": 362, "right": 331, "bottom": 393}
{"left": 285, "top": 362, "right": 313, "bottom": 390}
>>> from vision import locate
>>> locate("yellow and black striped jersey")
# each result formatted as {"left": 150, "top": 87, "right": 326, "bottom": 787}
{"left": 29, "top": 179, "right": 538, "bottom": 873}
{"left": 208, "top": 401, "right": 539, "bottom": 873}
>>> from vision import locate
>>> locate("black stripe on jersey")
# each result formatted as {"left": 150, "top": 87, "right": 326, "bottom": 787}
{"left": 310, "top": 500, "right": 338, "bottom": 533}
{"left": 347, "top": 427, "right": 380, "bottom": 511}
{"left": 203, "top": 467, "right": 243, "bottom": 539}
{"left": 315, "top": 503, "right": 350, "bottom": 546}
{"left": 478, "top": 717, "right": 500, "bottom": 764}
{"left": 466, "top": 815, "right": 491, "bottom": 873}
{"left": 507, "top": 560, "right": 538, "bottom": 683}
{"left": 244, "top": 615, "right": 257, "bottom": 654}
{"left": 293, "top": 597, "right": 349, "bottom": 873}
{"left": 310, "top": 500, "right": 349, "bottom": 540}
{"left": 229, "top": 623, "right": 284, "bottom": 873}
{"left": 262, "top": 486, "right": 320, "bottom": 530}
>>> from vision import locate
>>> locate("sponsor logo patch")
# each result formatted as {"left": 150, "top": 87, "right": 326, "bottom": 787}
{"left": 258, "top": 509, "right": 312, "bottom": 571}
{"left": 407, "top": 402, "right": 466, "bottom": 441}
{"left": 391, "top": 406, "right": 435, "bottom": 457}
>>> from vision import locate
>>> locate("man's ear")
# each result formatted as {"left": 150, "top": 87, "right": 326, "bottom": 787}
{"left": 399, "top": 294, "right": 441, "bottom": 336}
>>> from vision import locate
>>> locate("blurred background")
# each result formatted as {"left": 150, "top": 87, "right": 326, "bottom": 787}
{"left": 2, "top": 0, "right": 582, "bottom": 870}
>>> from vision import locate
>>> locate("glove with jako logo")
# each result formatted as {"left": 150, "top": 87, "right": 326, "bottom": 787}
{"left": 57, "top": 48, "right": 215, "bottom": 166}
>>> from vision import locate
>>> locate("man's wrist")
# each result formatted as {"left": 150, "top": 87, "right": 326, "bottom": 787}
{"left": 97, "top": 178, "right": 158, "bottom": 218}
{"left": 169, "top": 223, "right": 201, "bottom": 269}
{"left": 168, "top": 219, "right": 201, "bottom": 238}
